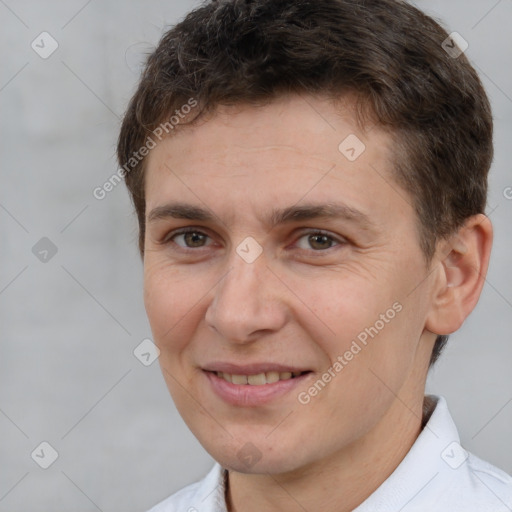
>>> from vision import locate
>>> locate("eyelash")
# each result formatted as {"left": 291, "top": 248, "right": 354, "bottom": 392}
{"left": 163, "top": 227, "right": 346, "bottom": 254}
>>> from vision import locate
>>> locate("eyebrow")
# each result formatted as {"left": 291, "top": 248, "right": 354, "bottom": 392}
{"left": 147, "top": 201, "right": 375, "bottom": 230}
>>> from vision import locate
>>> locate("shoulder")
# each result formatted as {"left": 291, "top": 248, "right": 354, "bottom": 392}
{"left": 462, "top": 451, "right": 512, "bottom": 508}
{"left": 425, "top": 397, "right": 512, "bottom": 510}
{"left": 146, "top": 463, "right": 226, "bottom": 512}
{"left": 425, "top": 452, "right": 512, "bottom": 511}
{"left": 147, "top": 481, "right": 201, "bottom": 512}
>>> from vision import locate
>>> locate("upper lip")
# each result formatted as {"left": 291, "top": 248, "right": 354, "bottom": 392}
{"left": 202, "top": 362, "right": 311, "bottom": 375}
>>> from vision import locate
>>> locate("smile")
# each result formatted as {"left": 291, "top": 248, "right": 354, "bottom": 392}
{"left": 204, "top": 369, "right": 313, "bottom": 406}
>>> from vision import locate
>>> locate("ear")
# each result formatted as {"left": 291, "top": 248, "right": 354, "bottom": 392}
{"left": 425, "top": 214, "right": 493, "bottom": 335}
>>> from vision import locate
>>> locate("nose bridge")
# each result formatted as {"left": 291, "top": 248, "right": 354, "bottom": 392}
{"left": 223, "top": 253, "right": 262, "bottom": 303}
{"left": 206, "top": 245, "right": 284, "bottom": 342}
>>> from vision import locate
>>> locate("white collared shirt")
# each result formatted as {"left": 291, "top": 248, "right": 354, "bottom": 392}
{"left": 148, "top": 395, "right": 512, "bottom": 512}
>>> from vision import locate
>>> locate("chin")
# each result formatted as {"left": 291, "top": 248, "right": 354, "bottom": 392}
{"left": 201, "top": 434, "right": 313, "bottom": 475}
{"left": 219, "top": 453, "right": 304, "bottom": 475}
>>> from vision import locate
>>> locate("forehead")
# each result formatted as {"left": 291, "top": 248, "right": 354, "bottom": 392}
{"left": 144, "top": 94, "right": 412, "bottom": 229}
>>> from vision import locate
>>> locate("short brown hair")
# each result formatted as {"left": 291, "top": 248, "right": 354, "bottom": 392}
{"left": 117, "top": 0, "right": 493, "bottom": 365}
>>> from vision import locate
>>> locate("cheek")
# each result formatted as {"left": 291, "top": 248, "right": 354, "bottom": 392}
{"left": 143, "top": 261, "right": 200, "bottom": 351}
{"left": 299, "top": 269, "right": 420, "bottom": 392}
{"left": 297, "top": 270, "right": 396, "bottom": 354}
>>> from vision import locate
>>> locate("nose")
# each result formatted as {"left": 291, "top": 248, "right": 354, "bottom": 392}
{"left": 205, "top": 248, "right": 288, "bottom": 345}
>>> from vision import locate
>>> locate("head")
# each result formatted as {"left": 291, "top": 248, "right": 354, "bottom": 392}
{"left": 117, "top": 0, "right": 493, "bottom": 475}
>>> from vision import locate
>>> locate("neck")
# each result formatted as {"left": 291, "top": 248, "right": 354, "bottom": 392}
{"left": 226, "top": 391, "right": 428, "bottom": 512}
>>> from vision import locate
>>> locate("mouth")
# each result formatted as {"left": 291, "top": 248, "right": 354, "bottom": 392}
{"left": 202, "top": 367, "right": 313, "bottom": 406}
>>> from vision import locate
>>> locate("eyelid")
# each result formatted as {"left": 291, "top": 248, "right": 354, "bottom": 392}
{"left": 294, "top": 227, "right": 346, "bottom": 243}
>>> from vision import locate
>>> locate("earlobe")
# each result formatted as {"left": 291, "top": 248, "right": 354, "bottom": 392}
{"left": 425, "top": 214, "right": 493, "bottom": 335}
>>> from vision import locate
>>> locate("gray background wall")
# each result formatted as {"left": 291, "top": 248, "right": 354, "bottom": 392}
{"left": 1, "top": 1, "right": 511, "bottom": 511}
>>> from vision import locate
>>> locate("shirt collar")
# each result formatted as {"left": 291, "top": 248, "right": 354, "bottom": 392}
{"left": 353, "top": 394, "right": 460, "bottom": 510}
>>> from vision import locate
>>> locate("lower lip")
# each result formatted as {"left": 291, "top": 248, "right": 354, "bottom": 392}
{"left": 204, "top": 371, "right": 312, "bottom": 407}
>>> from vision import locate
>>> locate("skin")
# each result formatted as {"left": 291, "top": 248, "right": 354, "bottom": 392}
{"left": 142, "top": 94, "right": 492, "bottom": 512}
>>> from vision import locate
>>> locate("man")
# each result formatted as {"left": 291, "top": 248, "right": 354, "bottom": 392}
{"left": 117, "top": 0, "right": 512, "bottom": 510}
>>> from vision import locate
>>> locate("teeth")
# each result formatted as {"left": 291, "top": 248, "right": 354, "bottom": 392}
{"left": 265, "top": 371, "right": 280, "bottom": 383}
{"left": 248, "top": 373, "right": 267, "bottom": 385}
{"left": 231, "top": 374, "right": 248, "bottom": 385}
{"left": 216, "top": 371, "right": 303, "bottom": 385}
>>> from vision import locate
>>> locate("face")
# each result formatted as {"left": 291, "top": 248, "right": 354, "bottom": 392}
{"left": 143, "top": 94, "right": 438, "bottom": 475}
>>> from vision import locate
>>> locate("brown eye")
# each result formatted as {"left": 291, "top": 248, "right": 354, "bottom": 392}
{"left": 170, "top": 229, "right": 211, "bottom": 249}
{"left": 309, "top": 234, "right": 334, "bottom": 250}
